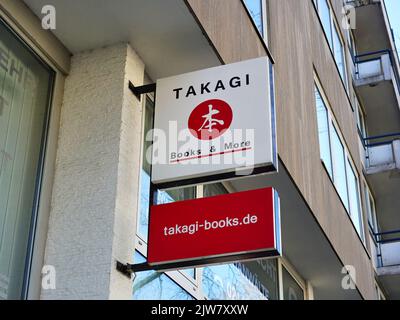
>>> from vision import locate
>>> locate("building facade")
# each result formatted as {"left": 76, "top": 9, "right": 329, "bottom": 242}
{"left": 0, "top": 0, "right": 399, "bottom": 300}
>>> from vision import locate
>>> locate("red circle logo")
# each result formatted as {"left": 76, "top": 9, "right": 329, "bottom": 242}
{"left": 188, "top": 99, "right": 233, "bottom": 140}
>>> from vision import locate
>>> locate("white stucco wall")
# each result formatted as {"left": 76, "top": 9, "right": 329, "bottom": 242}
{"left": 41, "top": 43, "right": 144, "bottom": 299}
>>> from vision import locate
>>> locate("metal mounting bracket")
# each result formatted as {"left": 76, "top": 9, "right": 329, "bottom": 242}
{"left": 128, "top": 81, "right": 156, "bottom": 101}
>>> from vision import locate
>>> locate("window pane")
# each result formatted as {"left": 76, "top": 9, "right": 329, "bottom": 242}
{"left": 138, "top": 172, "right": 196, "bottom": 241}
{"left": 0, "top": 20, "right": 53, "bottom": 299}
{"left": 137, "top": 98, "right": 196, "bottom": 279}
{"left": 349, "top": 31, "right": 356, "bottom": 58}
{"left": 244, "top": 0, "right": 263, "bottom": 34}
{"left": 137, "top": 176, "right": 196, "bottom": 279}
{"left": 346, "top": 161, "right": 363, "bottom": 238}
{"left": 137, "top": 98, "right": 196, "bottom": 242}
{"left": 315, "top": 86, "right": 333, "bottom": 177}
{"left": 202, "top": 260, "right": 279, "bottom": 300}
{"left": 153, "top": 183, "right": 197, "bottom": 282}
{"left": 132, "top": 252, "right": 194, "bottom": 300}
{"left": 137, "top": 97, "right": 154, "bottom": 239}
{"left": 138, "top": 171, "right": 151, "bottom": 240}
{"left": 204, "top": 183, "right": 229, "bottom": 198}
{"left": 369, "top": 194, "right": 378, "bottom": 232}
{"left": 155, "top": 183, "right": 197, "bottom": 279}
{"left": 357, "top": 106, "right": 366, "bottom": 138}
{"left": 332, "top": 25, "right": 346, "bottom": 83}
{"left": 142, "top": 97, "right": 154, "bottom": 175}
{"left": 202, "top": 183, "right": 279, "bottom": 300}
{"left": 331, "top": 126, "right": 349, "bottom": 210}
{"left": 157, "top": 187, "right": 196, "bottom": 205}
{"left": 364, "top": 183, "right": 373, "bottom": 229}
{"left": 318, "top": 0, "right": 333, "bottom": 48}
{"left": 282, "top": 267, "right": 304, "bottom": 300}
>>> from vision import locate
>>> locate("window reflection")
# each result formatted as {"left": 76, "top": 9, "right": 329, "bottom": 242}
{"left": 202, "top": 183, "right": 279, "bottom": 300}
{"left": 137, "top": 97, "right": 154, "bottom": 241}
{"left": 137, "top": 97, "right": 196, "bottom": 280}
{"left": 138, "top": 170, "right": 195, "bottom": 243}
{"left": 133, "top": 252, "right": 194, "bottom": 300}
{"left": 318, "top": 0, "right": 333, "bottom": 47}
{"left": 244, "top": 0, "right": 263, "bottom": 34}
{"left": 331, "top": 127, "right": 349, "bottom": 210}
{"left": 346, "top": 161, "right": 363, "bottom": 239}
{"left": 332, "top": 25, "right": 346, "bottom": 83}
{"left": 138, "top": 171, "right": 151, "bottom": 241}
{"left": 315, "top": 86, "right": 333, "bottom": 178}
{"left": 282, "top": 267, "right": 304, "bottom": 300}
{"left": 0, "top": 19, "right": 54, "bottom": 299}
{"left": 137, "top": 97, "right": 196, "bottom": 239}
{"left": 315, "top": 0, "right": 347, "bottom": 85}
{"left": 314, "top": 84, "right": 364, "bottom": 239}
{"left": 203, "top": 259, "right": 279, "bottom": 300}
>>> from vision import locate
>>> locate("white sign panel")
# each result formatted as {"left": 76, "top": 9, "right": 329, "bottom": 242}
{"left": 151, "top": 56, "right": 277, "bottom": 186}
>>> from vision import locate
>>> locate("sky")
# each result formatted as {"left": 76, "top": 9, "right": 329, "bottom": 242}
{"left": 385, "top": 0, "right": 400, "bottom": 56}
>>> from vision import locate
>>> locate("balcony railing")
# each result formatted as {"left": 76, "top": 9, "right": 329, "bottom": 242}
{"left": 375, "top": 229, "right": 400, "bottom": 268}
{"left": 362, "top": 133, "right": 400, "bottom": 174}
{"left": 345, "top": 0, "right": 380, "bottom": 7}
{"left": 353, "top": 50, "right": 400, "bottom": 94}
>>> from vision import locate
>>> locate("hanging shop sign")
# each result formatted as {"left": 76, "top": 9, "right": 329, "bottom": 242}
{"left": 147, "top": 187, "right": 281, "bottom": 270}
{"left": 151, "top": 56, "right": 277, "bottom": 188}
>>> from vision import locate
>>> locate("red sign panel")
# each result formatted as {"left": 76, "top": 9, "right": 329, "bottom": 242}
{"left": 148, "top": 187, "right": 281, "bottom": 269}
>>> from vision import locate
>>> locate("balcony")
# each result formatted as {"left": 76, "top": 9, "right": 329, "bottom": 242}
{"left": 377, "top": 230, "right": 400, "bottom": 268}
{"left": 353, "top": 51, "right": 400, "bottom": 121}
{"left": 361, "top": 135, "right": 400, "bottom": 286}
{"left": 348, "top": 0, "right": 396, "bottom": 54}
{"left": 354, "top": 50, "right": 400, "bottom": 89}
{"left": 363, "top": 134, "right": 400, "bottom": 174}
{"left": 374, "top": 230, "right": 400, "bottom": 299}
{"left": 349, "top": 2, "right": 400, "bottom": 139}
{"left": 346, "top": 0, "right": 380, "bottom": 6}
{"left": 353, "top": 51, "right": 400, "bottom": 148}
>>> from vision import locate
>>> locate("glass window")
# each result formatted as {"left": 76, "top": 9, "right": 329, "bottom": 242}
{"left": 203, "top": 183, "right": 228, "bottom": 196}
{"left": 157, "top": 188, "right": 196, "bottom": 205}
{"left": 137, "top": 181, "right": 196, "bottom": 279}
{"left": 316, "top": 0, "right": 348, "bottom": 87}
{"left": 137, "top": 97, "right": 196, "bottom": 242}
{"left": 0, "top": 20, "right": 54, "bottom": 299}
{"left": 332, "top": 24, "right": 346, "bottom": 84}
{"left": 136, "top": 97, "right": 196, "bottom": 279}
{"left": 202, "top": 259, "right": 279, "bottom": 300}
{"left": 202, "top": 183, "right": 279, "bottom": 300}
{"left": 282, "top": 267, "right": 304, "bottom": 300}
{"left": 315, "top": 80, "right": 366, "bottom": 241}
{"left": 356, "top": 104, "right": 366, "bottom": 139}
{"left": 315, "top": 86, "right": 333, "bottom": 177}
{"left": 346, "top": 161, "right": 363, "bottom": 239}
{"left": 318, "top": 0, "right": 333, "bottom": 48}
{"left": 137, "top": 97, "right": 154, "bottom": 241}
{"left": 348, "top": 30, "right": 356, "bottom": 59}
{"left": 365, "top": 182, "right": 378, "bottom": 233}
{"left": 244, "top": 0, "right": 264, "bottom": 35}
{"left": 132, "top": 252, "right": 194, "bottom": 300}
{"left": 203, "top": 182, "right": 229, "bottom": 198}
{"left": 331, "top": 126, "right": 349, "bottom": 210}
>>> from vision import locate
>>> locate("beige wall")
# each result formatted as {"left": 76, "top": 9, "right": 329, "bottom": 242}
{"left": 187, "top": 0, "right": 376, "bottom": 299}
